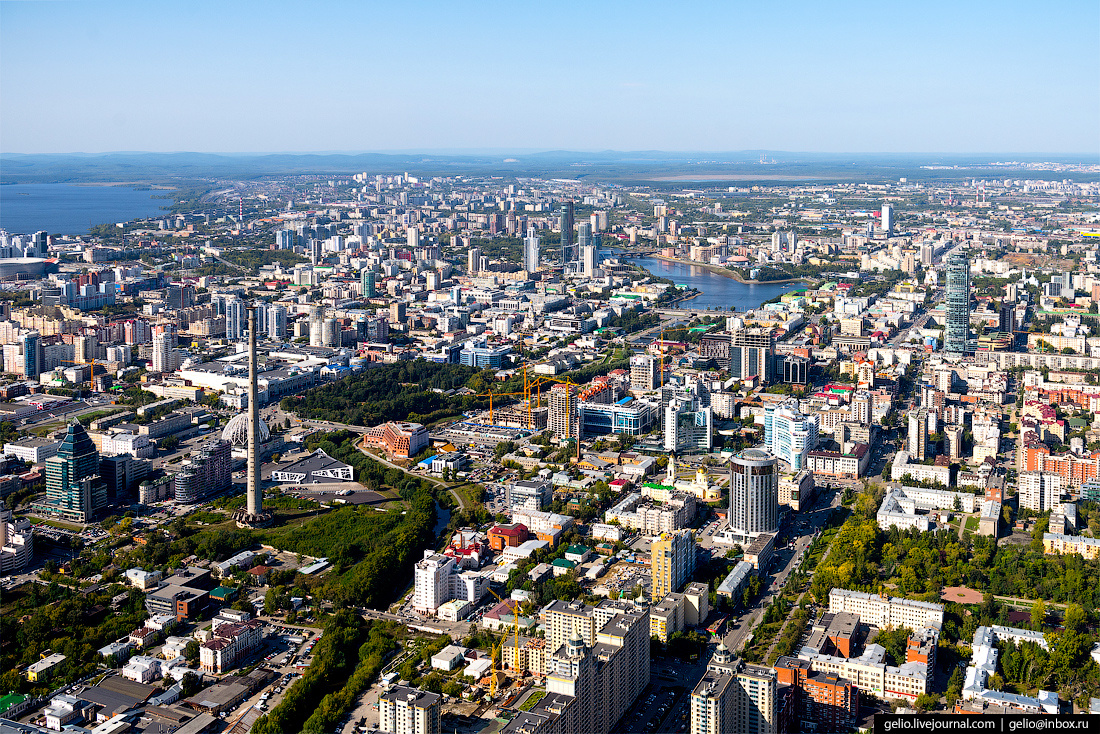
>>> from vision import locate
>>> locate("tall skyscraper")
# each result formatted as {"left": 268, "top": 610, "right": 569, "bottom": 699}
{"left": 467, "top": 246, "right": 481, "bottom": 274}
{"left": 523, "top": 228, "right": 540, "bottom": 273}
{"left": 561, "top": 200, "right": 575, "bottom": 262}
{"left": 576, "top": 221, "right": 592, "bottom": 262}
{"left": 267, "top": 304, "right": 287, "bottom": 340}
{"left": 652, "top": 529, "right": 696, "bottom": 600}
{"left": 881, "top": 204, "right": 893, "bottom": 237}
{"left": 21, "top": 331, "right": 40, "bottom": 379}
{"left": 41, "top": 421, "right": 103, "bottom": 523}
{"left": 582, "top": 244, "right": 598, "bottom": 277}
{"left": 664, "top": 398, "right": 712, "bottom": 453}
{"left": 224, "top": 298, "right": 245, "bottom": 341}
{"left": 944, "top": 251, "right": 971, "bottom": 355}
{"left": 764, "top": 402, "right": 819, "bottom": 471}
{"left": 152, "top": 325, "right": 176, "bottom": 373}
{"left": 360, "top": 268, "right": 376, "bottom": 298}
{"left": 728, "top": 449, "right": 779, "bottom": 540}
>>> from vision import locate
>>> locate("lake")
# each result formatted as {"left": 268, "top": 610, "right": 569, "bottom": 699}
{"left": 0, "top": 183, "right": 175, "bottom": 235}
{"left": 630, "top": 256, "right": 802, "bottom": 311}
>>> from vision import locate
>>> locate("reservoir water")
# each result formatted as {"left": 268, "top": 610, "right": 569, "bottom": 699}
{"left": 631, "top": 256, "right": 802, "bottom": 311}
{"left": 0, "top": 184, "right": 175, "bottom": 235}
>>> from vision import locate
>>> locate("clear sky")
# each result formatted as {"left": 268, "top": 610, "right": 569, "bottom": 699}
{"left": 1, "top": 0, "right": 1097, "bottom": 155}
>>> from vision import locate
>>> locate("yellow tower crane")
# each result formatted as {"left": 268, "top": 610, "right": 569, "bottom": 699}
{"left": 487, "top": 587, "right": 522, "bottom": 675}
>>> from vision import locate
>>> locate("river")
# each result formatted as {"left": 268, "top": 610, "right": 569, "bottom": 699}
{"left": 630, "top": 256, "right": 802, "bottom": 311}
{"left": 0, "top": 183, "right": 175, "bottom": 235}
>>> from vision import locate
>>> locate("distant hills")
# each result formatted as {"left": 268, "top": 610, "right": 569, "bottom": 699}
{"left": 1, "top": 150, "right": 1094, "bottom": 185}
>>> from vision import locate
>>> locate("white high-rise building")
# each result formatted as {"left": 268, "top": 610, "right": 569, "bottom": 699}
{"left": 407, "top": 227, "right": 420, "bottom": 250}
{"left": 582, "top": 245, "right": 598, "bottom": 276}
{"left": 664, "top": 398, "right": 712, "bottom": 453}
{"left": 267, "top": 305, "right": 287, "bottom": 340}
{"left": 727, "top": 449, "right": 778, "bottom": 540}
{"left": 907, "top": 409, "right": 929, "bottom": 461}
{"left": 467, "top": 246, "right": 481, "bottom": 274}
{"left": 413, "top": 553, "right": 457, "bottom": 613}
{"left": 523, "top": 228, "right": 540, "bottom": 273}
{"left": 224, "top": 298, "right": 245, "bottom": 341}
{"left": 882, "top": 204, "right": 894, "bottom": 236}
{"left": 151, "top": 325, "right": 178, "bottom": 373}
{"left": 630, "top": 354, "right": 660, "bottom": 391}
{"left": 379, "top": 686, "right": 441, "bottom": 734}
{"left": 691, "top": 644, "right": 777, "bottom": 734}
{"left": 764, "top": 402, "right": 818, "bottom": 470}
{"left": 1019, "top": 471, "right": 1063, "bottom": 513}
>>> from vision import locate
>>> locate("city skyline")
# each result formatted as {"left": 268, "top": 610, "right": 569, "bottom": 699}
{"left": 1, "top": 0, "right": 1097, "bottom": 155}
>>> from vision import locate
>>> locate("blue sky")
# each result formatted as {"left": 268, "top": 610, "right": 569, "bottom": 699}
{"left": 1, "top": 0, "right": 1097, "bottom": 154}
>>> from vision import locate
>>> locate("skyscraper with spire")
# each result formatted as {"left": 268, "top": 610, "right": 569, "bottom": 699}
{"left": 35, "top": 421, "right": 103, "bottom": 523}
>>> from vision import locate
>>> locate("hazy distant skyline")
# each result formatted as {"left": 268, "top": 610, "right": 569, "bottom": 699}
{"left": 2, "top": 0, "right": 1097, "bottom": 156}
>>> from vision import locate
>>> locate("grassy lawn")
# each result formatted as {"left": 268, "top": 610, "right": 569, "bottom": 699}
{"left": 32, "top": 518, "right": 85, "bottom": 531}
{"left": 519, "top": 690, "right": 547, "bottom": 711}
{"left": 965, "top": 516, "right": 980, "bottom": 533}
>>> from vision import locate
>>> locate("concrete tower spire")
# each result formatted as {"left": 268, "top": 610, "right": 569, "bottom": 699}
{"left": 234, "top": 305, "right": 274, "bottom": 529}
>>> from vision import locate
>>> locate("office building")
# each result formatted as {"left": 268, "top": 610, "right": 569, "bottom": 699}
{"left": 549, "top": 383, "right": 579, "bottom": 441}
{"left": 691, "top": 644, "right": 777, "bottom": 734}
{"left": 727, "top": 449, "right": 778, "bottom": 540}
{"left": 630, "top": 354, "right": 660, "bottom": 391}
{"left": 360, "top": 268, "right": 376, "bottom": 298}
{"left": 379, "top": 686, "right": 442, "bottom": 734}
{"left": 173, "top": 439, "right": 231, "bottom": 505}
{"left": 730, "top": 328, "right": 775, "bottom": 383}
{"left": 664, "top": 398, "right": 712, "bottom": 453}
{"left": 508, "top": 480, "right": 552, "bottom": 512}
{"left": 881, "top": 204, "right": 893, "bottom": 237}
{"left": 652, "top": 529, "right": 696, "bottom": 600}
{"left": 582, "top": 245, "right": 598, "bottom": 276}
{"left": 39, "top": 421, "right": 103, "bottom": 523}
{"left": 827, "top": 589, "right": 944, "bottom": 629}
{"left": 21, "top": 331, "right": 40, "bottom": 379}
{"left": 907, "top": 409, "right": 929, "bottom": 461}
{"left": 579, "top": 398, "right": 658, "bottom": 438}
{"left": 576, "top": 221, "right": 592, "bottom": 263}
{"left": 945, "top": 252, "right": 971, "bottom": 355}
{"left": 459, "top": 338, "right": 512, "bottom": 369}
{"left": 764, "top": 402, "right": 818, "bottom": 471}
{"left": 560, "top": 200, "right": 575, "bottom": 263}
{"left": 782, "top": 355, "right": 809, "bottom": 385}
{"left": 523, "top": 228, "right": 540, "bottom": 273}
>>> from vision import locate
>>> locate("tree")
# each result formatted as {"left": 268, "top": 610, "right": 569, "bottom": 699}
{"left": 1031, "top": 599, "right": 1046, "bottom": 629}
{"left": 913, "top": 693, "right": 938, "bottom": 712}
{"left": 184, "top": 640, "right": 200, "bottom": 664}
{"left": 946, "top": 667, "right": 964, "bottom": 702}
{"left": 1064, "top": 604, "right": 1086, "bottom": 634}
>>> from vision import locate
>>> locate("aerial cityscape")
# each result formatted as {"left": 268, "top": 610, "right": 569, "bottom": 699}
{"left": 1, "top": 2, "right": 1098, "bottom": 734}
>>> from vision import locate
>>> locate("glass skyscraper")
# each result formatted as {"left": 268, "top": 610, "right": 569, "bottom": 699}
{"left": 38, "top": 421, "right": 102, "bottom": 523}
{"left": 945, "top": 251, "right": 971, "bottom": 354}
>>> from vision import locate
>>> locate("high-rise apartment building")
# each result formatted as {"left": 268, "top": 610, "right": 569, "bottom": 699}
{"left": 549, "top": 383, "right": 579, "bottom": 441}
{"left": 764, "top": 402, "right": 819, "bottom": 471}
{"left": 728, "top": 449, "right": 778, "bottom": 541}
{"left": 223, "top": 298, "right": 245, "bottom": 341}
{"left": 690, "top": 644, "right": 777, "bottom": 734}
{"left": 40, "top": 421, "right": 103, "bottom": 523}
{"left": 652, "top": 529, "right": 696, "bottom": 600}
{"left": 1019, "top": 471, "right": 1063, "bottom": 512}
{"left": 152, "top": 325, "right": 177, "bottom": 373}
{"left": 945, "top": 424, "right": 964, "bottom": 460}
{"left": 508, "top": 599, "right": 650, "bottom": 734}
{"left": 945, "top": 251, "right": 971, "bottom": 355}
{"left": 523, "top": 228, "right": 540, "bottom": 273}
{"left": 582, "top": 245, "right": 598, "bottom": 276}
{"left": 267, "top": 305, "right": 287, "bottom": 340}
{"left": 630, "top": 354, "right": 660, "bottom": 391}
{"left": 173, "top": 439, "right": 231, "bottom": 505}
{"left": 467, "top": 247, "right": 481, "bottom": 274}
{"left": 907, "top": 409, "right": 929, "bottom": 461}
{"left": 379, "top": 686, "right": 441, "bottom": 734}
